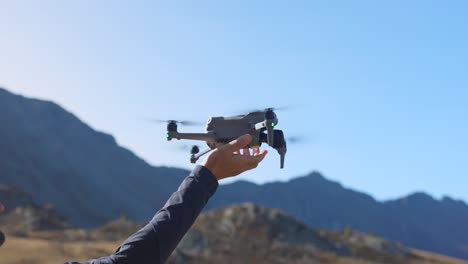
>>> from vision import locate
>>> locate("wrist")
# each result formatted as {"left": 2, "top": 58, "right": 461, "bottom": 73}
{"left": 201, "top": 165, "right": 220, "bottom": 181}
{"left": 191, "top": 165, "right": 219, "bottom": 196}
{"left": 201, "top": 152, "right": 223, "bottom": 180}
{"left": 201, "top": 156, "right": 221, "bottom": 180}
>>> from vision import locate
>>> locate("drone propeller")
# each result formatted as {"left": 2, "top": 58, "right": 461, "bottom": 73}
{"left": 287, "top": 136, "right": 307, "bottom": 144}
{"left": 239, "top": 105, "right": 296, "bottom": 113}
{"left": 150, "top": 119, "right": 204, "bottom": 126}
{"left": 171, "top": 144, "right": 200, "bottom": 155}
{"left": 265, "top": 106, "right": 294, "bottom": 111}
{"left": 228, "top": 106, "right": 287, "bottom": 116}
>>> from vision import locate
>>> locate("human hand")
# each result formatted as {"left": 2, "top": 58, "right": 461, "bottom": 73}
{"left": 202, "top": 134, "right": 268, "bottom": 181}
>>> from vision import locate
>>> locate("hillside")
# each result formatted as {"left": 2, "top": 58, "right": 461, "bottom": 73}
{"left": 0, "top": 87, "right": 188, "bottom": 227}
{"left": 208, "top": 174, "right": 468, "bottom": 259}
{"left": 1, "top": 87, "right": 468, "bottom": 259}
{"left": 169, "top": 203, "right": 468, "bottom": 264}
{"left": 2, "top": 204, "right": 467, "bottom": 264}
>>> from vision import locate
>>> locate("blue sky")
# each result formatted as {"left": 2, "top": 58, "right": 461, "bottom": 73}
{"left": 1, "top": 1, "right": 467, "bottom": 202}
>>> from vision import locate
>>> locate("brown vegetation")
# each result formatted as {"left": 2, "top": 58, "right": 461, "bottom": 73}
{"left": 1, "top": 203, "right": 467, "bottom": 264}
{"left": 0, "top": 236, "right": 120, "bottom": 264}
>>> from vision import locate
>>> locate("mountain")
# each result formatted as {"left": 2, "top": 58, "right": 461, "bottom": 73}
{"left": 207, "top": 174, "right": 468, "bottom": 259}
{"left": 3, "top": 204, "right": 467, "bottom": 264}
{"left": 0, "top": 184, "right": 68, "bottom": 235}
{"left": 0, "top": 87, "right": 189, "bottom": 227}
{"left": 0, "top": 184, "right": 37, "bottom": 213}
{"left": 169, "top": 203, "right": 467, "bottom": 264}
{"left": 1, "top": 87, "right": 468, "bottom": 259}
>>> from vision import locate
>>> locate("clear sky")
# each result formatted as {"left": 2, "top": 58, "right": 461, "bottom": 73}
{"left": 1, "top": 1, "right": 467, "bottom": 202}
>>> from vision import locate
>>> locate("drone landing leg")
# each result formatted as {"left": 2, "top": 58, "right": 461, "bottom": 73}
{"left": 190, "top": 148, "right": 214, "bottom": 163}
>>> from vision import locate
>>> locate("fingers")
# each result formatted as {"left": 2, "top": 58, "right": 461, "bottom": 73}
{"left": 238, "top": 149, "right": 268, "bottom": 170}
{"left": 242, "top": 148, "right": 251, "bottom": 156}
{"left": 252, "top": 146, "right": 259, "bottom": 155}
{"left": 227, "top": 134, "right": 252, "bottom": 152}
{"left": 253, "top": 150, "right": 268, "bottom": 168}
{"left": 255, "top": 150, "right": 268, "bottom": 162}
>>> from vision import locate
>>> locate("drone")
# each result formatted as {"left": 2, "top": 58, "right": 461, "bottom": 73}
{"left": 160, "top": 108, "right": 287, "bottom": 168}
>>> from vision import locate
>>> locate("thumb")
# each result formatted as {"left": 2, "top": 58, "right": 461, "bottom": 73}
{"left": 226, "top": 134, "right": 252, "bottom": 152}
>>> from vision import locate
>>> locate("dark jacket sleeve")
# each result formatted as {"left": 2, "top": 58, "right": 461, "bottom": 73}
{"left": 65, "top": 165, "right": 218, "bottom": 264}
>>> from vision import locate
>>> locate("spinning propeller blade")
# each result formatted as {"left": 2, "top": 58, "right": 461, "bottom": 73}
{"left": 150, "top": 119, "right": 204, "bottom": 126}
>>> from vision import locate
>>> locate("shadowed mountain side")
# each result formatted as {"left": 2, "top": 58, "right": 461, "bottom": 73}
{"left": 0, "top": 184, "right": 69, "bottom": 233}
{"left": 0, "top": 184, "right": 37, "bottom": 213}
{"left": 207, "top": 174, "right": 468, "bottom": 259}
{"left": 0, "top": 87, "right": 188, "bottom": 227}
{"left": 384, "top": 193, "right": 468, "bottom": 259}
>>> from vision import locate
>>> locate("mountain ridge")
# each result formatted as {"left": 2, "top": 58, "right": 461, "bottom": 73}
{"left": 169, "top": 203, "right": 468, "bottom": 264}
{"left": 0, "top": 87, "right": 189, "bottom": 227}
{"left": 1, "top": 87, "right": 468, "bottom": 259}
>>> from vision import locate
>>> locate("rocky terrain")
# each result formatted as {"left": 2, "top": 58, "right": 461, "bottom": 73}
{"left": 2, "top": 203, "right": 467, "bottom": 264}
{"left": 168, "top": 203, "right": 467, "bottom": 264}
{"left": 0, "top": 184, "right": 68, "bottom": 236}
{"left": 208, "top": 174, "right": 468, "bottom": 259}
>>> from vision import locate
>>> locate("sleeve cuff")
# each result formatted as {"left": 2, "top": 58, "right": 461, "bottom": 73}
{"left": 191, "top": 165, "right": 219, "bottom": 196}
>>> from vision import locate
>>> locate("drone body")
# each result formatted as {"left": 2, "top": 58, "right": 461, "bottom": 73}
{"left": 165, "top": 109, "right": 287, "bottom": 168}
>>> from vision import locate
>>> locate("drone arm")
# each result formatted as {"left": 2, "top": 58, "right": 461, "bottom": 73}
{"left": 254, "top": 120, "right": 277, "bottom": 147}
{"left": 167, "top": 132, "right": 216, "bottom": 144}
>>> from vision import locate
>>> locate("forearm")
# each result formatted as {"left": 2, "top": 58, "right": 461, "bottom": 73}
{"left": 65, "top": 165, "right": 218, "bottom": 264}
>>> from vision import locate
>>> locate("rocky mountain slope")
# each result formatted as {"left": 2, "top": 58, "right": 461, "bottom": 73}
{"left": 2, "top": 203, "right": 467, "bottom": 264}
{"left": 168, "top": 203, "right": 467, "bottom": 264}
{"left": 208, "top": 174, "right": 468, "bottom": 259}
{"left": 0, "top": 87, "right": 187, "bottom": 227}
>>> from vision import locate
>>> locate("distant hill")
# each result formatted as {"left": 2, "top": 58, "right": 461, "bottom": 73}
{"left": 208, "top": 174, "right": 468, "bottom": 259}
{"left": 1, "top": 87, "right": 468, "bottom": 259}
{"left": 0, "top": 184, "right": 68, "bottom": 235}
{"left": 0, "top": 184, "right": 37, "bottom": 213}
{"left": 0, "top": 87, "right": 188, "bottom": 227}
{"left": 3, "top": 204, "right": 467, "bottom": 264}
{"left": 169, "top": 203, "right": 467, "bottom": 264}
